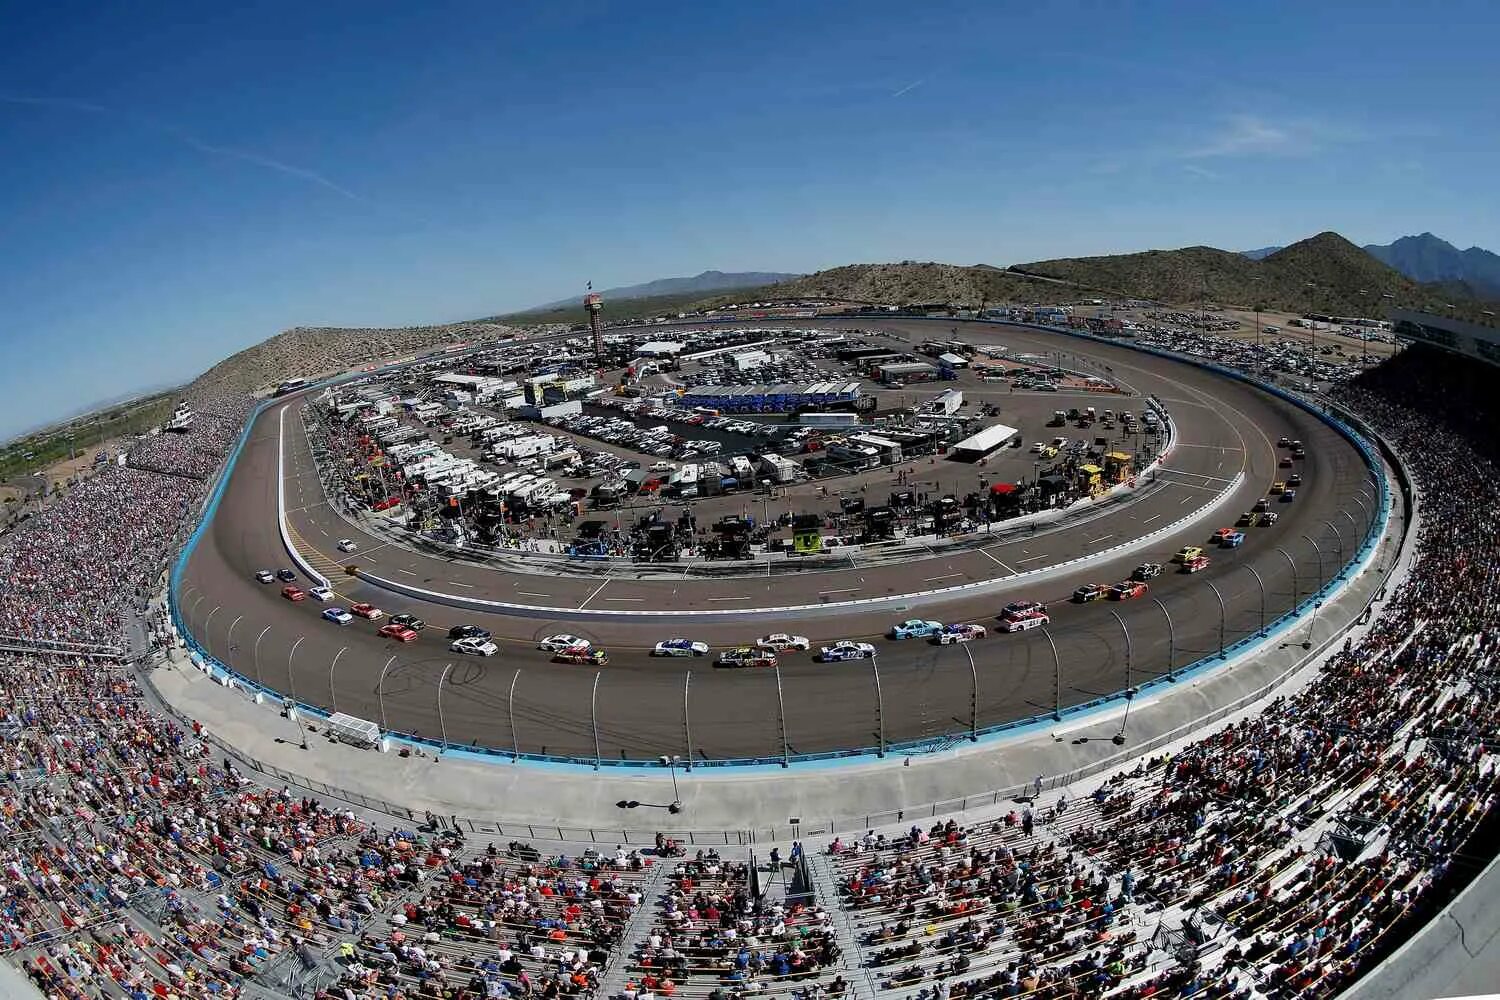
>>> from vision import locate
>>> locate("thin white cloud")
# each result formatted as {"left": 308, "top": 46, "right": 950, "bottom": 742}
{"left": 891, "top": 78, "right": 925, "bottom": 98}
{"left": 0, "top": 93, "right": 365, "bottom": 202}
{"left": 1188, "top": 115, "right": 1296, "bottom": 157}
{"left": 1182, "top": 163, "right": 1221, "bottom": 179}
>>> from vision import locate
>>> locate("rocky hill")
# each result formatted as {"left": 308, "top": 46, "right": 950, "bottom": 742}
{"left": 188, "top": 321, "right": 516, "bottom": 398}
{"left": 701, "top": 262, "right": 1062, "bottom": 308}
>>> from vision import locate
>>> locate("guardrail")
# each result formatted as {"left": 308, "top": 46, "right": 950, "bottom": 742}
{"left": 165, "top": 315, "right": 1396, "bottom": 774}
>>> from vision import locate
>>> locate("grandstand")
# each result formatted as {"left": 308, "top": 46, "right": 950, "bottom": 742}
{"left": 4, "top": 319, "right": 1500, "bottom": 998}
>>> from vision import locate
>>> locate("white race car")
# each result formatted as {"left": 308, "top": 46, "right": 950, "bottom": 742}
{"left": 817, "top": 640, "right": 876, "bottom": 662}
{"left": 998, "top": 610, "right": 1050, "bottom": 633}
{"left": 451, "top": 636, "right": 499, "bottom": 657}
{"left": 336, "top": 538, "right": 358, "bottom": 553}
{"left": 537, "top": 634, "right": 589, "bottom": 653}
{"left": 933, "top": 623, "right": 987, "bottom": 644}
{"left": 653, "top": 638, "right": 710, "bottom": 657}
{"left": 756, "top": 633, "right": 810, "bottom": 652}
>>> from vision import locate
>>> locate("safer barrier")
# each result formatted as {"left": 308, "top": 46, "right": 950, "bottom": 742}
{"left": 276, "top": 405, "right": 329, "bottom": 590}
{"left": 168, "top": 316, "right": 1394, "bottom": 771}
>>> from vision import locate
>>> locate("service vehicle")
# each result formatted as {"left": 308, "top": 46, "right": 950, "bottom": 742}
{"left": 1002, "top": 600, "right": 1047, "bottom": 619}
{"left": 1109, "top": 581, "right": 1148, "bottom": 600}
{"left": 1173, "top": 546, "right": 1204, "bottom": 564}
{"left": 538, "top": 634, "right": 589, "bottom": 652}
{"left": 336, "top": 538, "right": 358, "bottom": 553}
{"left": 350, "top": 603, "right": 384, "bottom": 620}
{"left": 717, "top": 647, "right": 778, "bottom": 668}
{"left": 998, "top": 609, "right": 1049, "bottom": 632}
{"left": 276, "top": 569, "right": 297, "bottom": 582}
{"left": 449, "top": 624, "right": 490, "bottom": 640}
{"left": 255, "top": 569, "right": 275, "bottom": 584}
{"left": 1132, "top": 563, "right": 1163, "bottom": 581}
{"left": 653, "top": 638, "right": 710, "bottom": 657}
{"left": 1181, "top": 555, "right": 1212, "bottom": 574}
{"left": 389, "top": 613, "right": 425, "bottom": 631}
{"left": 281, "top": 585, "right": 306, "bottom": 602}
{"left": 757, "top": 633, "right": 810, "bottom": 652}
{"left": 1280, "top": 489, "right": 1297, "bottom": 502}
{"left": 379, "top": 623, "right": 419, "bottom": 643}
{"left": 450, "top": 636, "right": 499, "bottom": 657}
{"left": 817, "top": 640, "right": 876, "bottom": 662}
{"left": 1072, "top": 583, "right": 1107, "bottom": 603}
{"left": 888, "top": 619, "right": 945, "bottom": 640}
{"left": 933, "top": 623, "right": 987, "bottom": 644}
{"left": 308, "top": 585, "right": 334, "bottom": 602}
{"left": 1221, "top": 531, "right": 1246, "bottom": 548}
{"left": 553, "top": 645, "right": 609, "bottom": 666}
{"left": 322, "top": 607, "right": 354, "bottom": 625}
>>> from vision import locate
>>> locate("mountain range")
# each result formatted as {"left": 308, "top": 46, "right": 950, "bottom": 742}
{"left": 1244, "top": 233, "right": 1500, "bottom": 298}
{"left": 528, "top": 270, "right": 801, "bottom": 311}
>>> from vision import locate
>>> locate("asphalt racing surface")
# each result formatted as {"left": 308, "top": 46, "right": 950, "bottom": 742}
{"left": 180, "top": 320, "right": 1376, "bottom": 761}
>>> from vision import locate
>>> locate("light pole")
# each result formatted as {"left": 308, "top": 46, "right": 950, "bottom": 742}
{"left": 1153, "top": 597, "right": 1176, "bottom": 680}
{"left": 1042, "top": 627, "right": 1062, "bottom": 721}
{"left": 660, "top": 755, "right": 683, "bottom": 813}
{"left": 683, "top": 671, "right": 694, "bottom": 770}
{"left": 1245, "top": 565, "right": 1267, "bottom": 634}
{"left": 1302, "top": 533, "right": 1325, "bottom": 587}
{"left": 328, "top": 647, "right": 349, "bottom": 715}
{"left": 961, "top": 642, "right": 979, "bottom": 741}
{"left": 436, "top": 662, "right": 454, "bottom": 755}
{"left": 253, "top": 626, "right": 271, "bottom": 686}
{"left": 1304, "top": 601, "right": 1324, "bottom": 651}
{"left": 590, "top": 670, "right": 602, "bottom": 770}
{"left": 1323, "top": 519, "right": 1345, "bottom": 569}
{"left": 225, "top": 614, "right": 244, "bottom": 664}
{"left": 287, "top": 636, "right": 308, "bottom": 750}
{"left": 1206, "top": 580, "right": 1227, "bottom": 658}
{"left": 376, "top": 655, "right": 396, "bottom": 731}
{"left": 1276, "top": 546, "right": 1300, "bottom": 609}
{"left": 774, "top": 663, "right": 790, "bottom": 768}
{"left": 1108, "top": 610, "right": 1134, "bottom": 696}
{"left": 203, "top": 607, "right": 221, "bottom": 659}
{"left": 871, "top": 653, "right": 885, "bottom": 757}
{"left": 508, "top": 669, "right": 521, "bottom": 762}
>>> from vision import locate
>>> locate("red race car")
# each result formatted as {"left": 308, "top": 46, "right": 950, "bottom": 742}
{"left": 281, "top": 585, "right": 306, "bottom": 602}
{"left": 1109, "top": 581, "right": 1149, "bottom": 600}
{"left": 378, "top": 623, "right": 418, "bottom": 643}
{"left": 350, "top": 603, "right": 385, "bottom": 620}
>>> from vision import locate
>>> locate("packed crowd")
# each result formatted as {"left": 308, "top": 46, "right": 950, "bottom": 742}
{"left": 128, "top": 392, "right": 255, "bottom": 481}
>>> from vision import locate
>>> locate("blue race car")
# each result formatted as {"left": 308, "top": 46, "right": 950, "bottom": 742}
{"left": 817, "top": 641, "right": 877, "bottom": 662}
{"left": 322, "top": 606, "right": 354, "bottom": 625}
{"left": 1221, "top": 531, "right": 1246, "bottom": 548}
{"left": 888, "top": 619, "right": 945, "bottom": 640}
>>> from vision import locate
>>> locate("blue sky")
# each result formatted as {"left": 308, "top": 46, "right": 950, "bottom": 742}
{"left": 3, "top": 0, "right": 1497, "bottom": 439}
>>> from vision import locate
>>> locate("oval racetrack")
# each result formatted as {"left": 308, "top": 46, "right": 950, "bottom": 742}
{"left": 179, "top": 320, "right": 1377, "bottom": 761}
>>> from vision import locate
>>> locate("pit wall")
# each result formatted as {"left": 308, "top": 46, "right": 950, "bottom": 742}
{"left": 168, "top": 318, "right": 1395, "bottom": 772}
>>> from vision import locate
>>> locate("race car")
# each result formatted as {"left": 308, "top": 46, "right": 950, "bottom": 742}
{"left": 1292, "top": 447, "right": 1306, "bottom": 459}
{"left": 1072, "top": 583, "right": 1107, "bottom": 603}
{"left": 1277, "top": 436, "right": 1291, "bottom": 447}
{"left": 1235, "top": 512, "right": 1258, "bottom": 528}
{"left": 933, "top": 623, "right": 987, "bottom": 644}
{"left": 308, "top": 585, "right": 334, "bottom": 602}
{"left": 255, "top": 569, "right": 275, "bottom": 584}
{"left": 1173, "top": 546, "right": 1204, "bottom": 564}
{"left": 1279, "top": 456, "right": 1294, "bottom": 468}
{"left": 756, "top": 633, "right": 810, "bottom": 652}
{"left": 378, "top": 623, "right": 419, "bottom": 643}
{"left": 336, "top": 538, "right": 358, "bottom": 553}
{"left": 1287, "top": 473, "right": 1303, "bottom": 487}
{"left": 818, "top": 641, "right": 876, "bottom": 662}
{"left": 450, "top": 636, "right": 499, "bottom": 657}
{"left": 653, "top": 638, "right": 710, "bottom": 657}
{"left": 1280, "top": 489, "right": 1297, "bottom": 502}
{"left": 1181, "top": 555, "right": 1212, "bottom": 574}
{"left": 1212, "top": 527, "right": 1237, "bottom": 543}
{"left": 389, "top": 613, "right": 425, "bottom": 631}
{"left": 1269, "top": 481, "right": 1286, "bottom": 495}
{"left": 449, "top": 624, "right": 491, "bottom": 640}
{"left": 276, "top": 569, "right": 297, "bottom": 583}
{"left": 1253, "top": 497, "right": 1272, "bottom": 512}
{"left": 1258, "top": 511, "right": 1280, "bottom": 525}
{"left": 1001, "top": 600, "right": 1046, "bottom": 620}
{"left": 553, "top": 644, "right": 609, "bottom": 666}
{"left": 1220, "top": 531, "right": 1246, "bottom": 548}
{"left": 717, "top": 647, "right": 778, "bottom": 668}
{"left": 1109, "top": 581, "right": 1148, "bottom": 601}
{"left": 888, "top": 619, "right": 945, "bottom": 640}
{"left": 998, "top": 609, "right": 1049, "bottom": 633}
{"left": 322, "top": 607, "right": 354, "bottom": 625}
{"left": 350, "top": 603, "right": 384, "bottom": 620}
{"left": 537, "top": 634, "right": 589, "bottom": 652}
{"left": 1132, "top": 563, "right": 1163, "bottom": 581}
{"left": 281, "top": 585, "right": 306, "bottom": 602}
